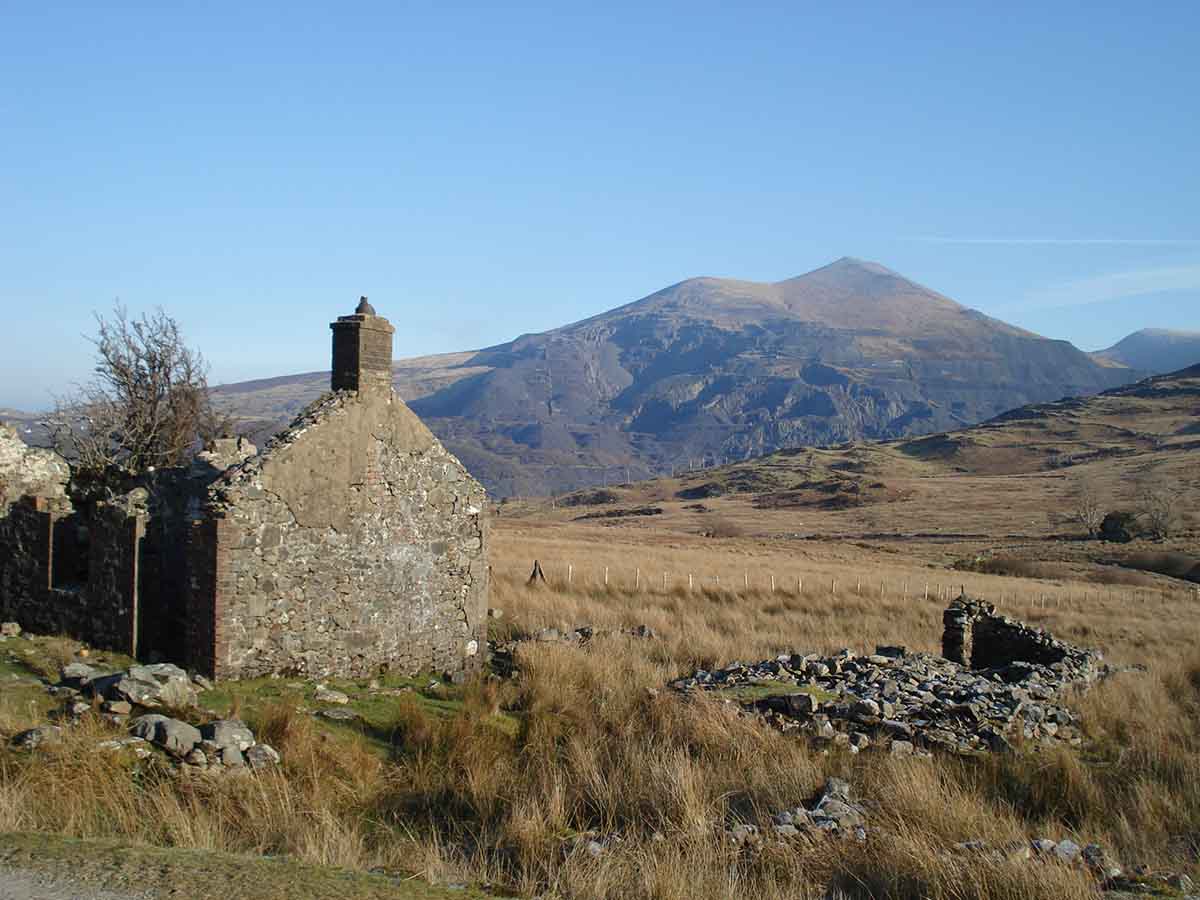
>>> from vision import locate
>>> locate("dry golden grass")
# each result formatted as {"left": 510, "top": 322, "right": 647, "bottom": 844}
{"left": 2, "top": 514, "right": 1198, "bottom": 897}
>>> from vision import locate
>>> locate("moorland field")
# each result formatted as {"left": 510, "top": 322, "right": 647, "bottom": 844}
{"left": 1, "top": 368, "right": 1198, "bottom": 900}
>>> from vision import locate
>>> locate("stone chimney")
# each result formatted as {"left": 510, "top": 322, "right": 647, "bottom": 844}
{"left": 330, "top": 297, "right": 395, "bottom": 395}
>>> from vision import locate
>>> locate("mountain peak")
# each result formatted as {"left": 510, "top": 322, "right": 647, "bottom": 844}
{"left": 780, "top": 257, "right": 912, "bottom": 287}
{"left": 825, "top": 256, "right": 899, "bottom": 276}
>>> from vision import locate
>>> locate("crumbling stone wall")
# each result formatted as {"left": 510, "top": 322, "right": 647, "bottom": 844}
{"left": 0, "top": 423, "right": 69, "bottom": 508}
{"left": 196, "top": 389, "right": 489, "bottom": 680}
{"left": 0, "top": 492, "right": 142, "bottom": 653}
{"left": 0, "top": 497, "right": 56, "bottom": 626}
{"left": 2, "top": 301, "right": 490, "bottom": 682}
{"left": 943, "top": 596, "right": 1101, "bottom": 681}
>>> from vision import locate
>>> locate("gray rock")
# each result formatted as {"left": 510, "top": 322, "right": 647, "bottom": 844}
{"left": 245, "top": 743, "right": 281, "bottom": 770}
{"left": 60, "top": 662, "right": 98, "bottom": 688}
{"left": 823, "top": 777, "right": 851, "bottom": 800}
{"left": 851, "top": 698, "right": 881, "bottom": 718}
{"left": 183, "top": 748, "right": 208, "bottom": 767}
{"left": 1082, "top": 843, "right": 1121, "bottom": 879}
{"left": 130, "top": 714, "right": 201, "bottom": 758}
{"left": 313, "top": 685, "right": 350, "bottom": 705}
{"left": 816, "top": 797, "right": 864, "bottom": 829}
{"left": 890, "top": 739, "right": 915, "bottom": 756}
{"left": 319, "top": 707, "right": 359, "bottom": 722}
{"left": 200, "top": 719, "right": 255, "bottom": 752}
{"left": 218, "top": 746, "right": 246, "bottom": 767}
{"left": 11, "top": 725, "right": 62, "bottom": 749}
{"left": 785, "top": 693, "right": 820, "bottom": 716}
{"left": 1053, "top": 839, "right": 1082, "bottom": 865}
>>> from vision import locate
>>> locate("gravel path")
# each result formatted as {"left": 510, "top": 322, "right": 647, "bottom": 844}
{"left": 0, "top": 866, "right": 152, "bottom": 900}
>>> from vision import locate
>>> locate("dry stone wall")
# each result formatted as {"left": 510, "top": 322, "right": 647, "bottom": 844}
{"left": 942, "top": 596, "right": 1102, "bottom": 681}
{"left": 201, "top": 390, "right": 489, "bottom": 680}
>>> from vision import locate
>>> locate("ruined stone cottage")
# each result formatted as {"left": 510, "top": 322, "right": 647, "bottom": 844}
{"left": 0, "top": 300, "right": 489, "bottom": 680}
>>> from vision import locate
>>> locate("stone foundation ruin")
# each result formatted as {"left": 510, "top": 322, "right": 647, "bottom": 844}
{"left": 942, "top": 596, "right": 1101, "bottom": 681}
{"left": 0, "top": 299, "right": 489, "bottom": 681}
{"left": 672, "top": 593, "right": 1106, "bottom": 756}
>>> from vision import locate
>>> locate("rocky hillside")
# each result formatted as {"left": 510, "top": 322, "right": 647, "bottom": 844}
{"left": 1094, "top": 328, "right": 1200, "bottom": 375}
{"left": 212, "top": 258, "right": 1140, "bottom": 496}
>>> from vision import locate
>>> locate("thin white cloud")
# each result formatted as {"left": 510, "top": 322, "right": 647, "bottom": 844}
{"left": 1017, "top": 264, "right": 1200, "bottom": 309}
{"left": 909, "top": 237, "right": 1200, "bottom": 245}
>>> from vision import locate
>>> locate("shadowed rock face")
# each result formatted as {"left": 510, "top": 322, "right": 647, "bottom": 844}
{"left": 406, "top": 259, "right": 1137, "bottom": 495}
{"left": 213, "top": 259, "right": 1140, "bottom": 496}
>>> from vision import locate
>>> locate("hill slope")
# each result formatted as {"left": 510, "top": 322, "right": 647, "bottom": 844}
{"left": 1094, "top": 328, "right": 1200, "bottom": 374}
{"left": 214, "top": 258, "right": 1140, "bottom": 496}
{"left": 525, "top": 364, "right": 1200, "bottom": 549}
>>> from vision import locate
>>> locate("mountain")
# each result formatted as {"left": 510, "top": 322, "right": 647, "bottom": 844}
{"left": 213, "top": 258, "right": 1142, "bottom": 496}
{"left": 1094, "top": 329, "right": 1200, "bottom": 375}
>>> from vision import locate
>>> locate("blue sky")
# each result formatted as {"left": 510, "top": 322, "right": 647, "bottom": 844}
{"left": 2, "top": 2, "right": 1198, "bottom": 410}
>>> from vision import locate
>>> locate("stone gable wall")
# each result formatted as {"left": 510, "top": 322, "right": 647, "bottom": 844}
{"left": 200, "top": 391, "right": 489, "bottom": 680}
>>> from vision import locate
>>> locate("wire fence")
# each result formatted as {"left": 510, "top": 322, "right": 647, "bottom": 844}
{"left": 510, "top": 559, "right": 1200, "bottom": 611}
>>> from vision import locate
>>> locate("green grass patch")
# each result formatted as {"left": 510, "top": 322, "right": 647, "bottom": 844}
{"left": 0, "top": 832, "right": 494, "bottom": 900}
{"left": 0, "top": 634, "right": 133, "bottom": 682}
{"left": 199, "top": 671, "right": 520, "bottom": 755}
{"left": 714, "top": 680, "right": 839, "bottom": 704}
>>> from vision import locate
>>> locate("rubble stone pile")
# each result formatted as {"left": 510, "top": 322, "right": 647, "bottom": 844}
{"left": 670, "top": 595, "right": 1112, "bottom": 756}
{"left": 9, "top": 657, "right": 280, "bottom": 772}
{"left": 942, "top": 596, "right": 1103, "bottom": 682}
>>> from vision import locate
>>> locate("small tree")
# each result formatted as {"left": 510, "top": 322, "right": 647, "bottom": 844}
{"left": 49, "top": 304, "right": 229, "bottom": 478}
{"left": 1069, "top": 477, "right": 1105, "bottom": 537}
{"left": 1136, "top": 474, "right": 1179, "bottom": 539}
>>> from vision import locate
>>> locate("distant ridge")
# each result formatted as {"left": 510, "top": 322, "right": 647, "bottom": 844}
{"left": 1094, "top": 328, "right": 1200, "bottom": 375}
{"left": 214, "top": 258, "right": 1141, "bottom": 496}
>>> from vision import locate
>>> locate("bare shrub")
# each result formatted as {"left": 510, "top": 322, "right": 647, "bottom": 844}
{"left": 47, "top": 304, "right": 229, "bottom": 479}
{"left": 1068, "top": 477, "right": 1104, "bottom": 537}
{"left": 1136, "top": 474, "right": 1181, "bottom": 539}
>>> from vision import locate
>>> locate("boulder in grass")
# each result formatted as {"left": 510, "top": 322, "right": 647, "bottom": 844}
{"left": 130, "top": 714, "right": 201, "bottom": 758}
{"left": 89, "top": 664, "right": 198, "bottom": 710}
{"left": 10, "top": 725, "right": 62, "bottom": 750}
{"left": 314, "top": 685, "right": 350, "bottom": 705}
{"left": 60, "top": 662, "right": 99, "bottom": 689}
{"left": 200, "top": 719, "right": 255, "bottom": 752}
{"left": 245, "top": 743, "right": 281, "bottom": 770}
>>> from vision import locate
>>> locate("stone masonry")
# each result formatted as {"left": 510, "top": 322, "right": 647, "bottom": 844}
{"left": 186, "top": 299, "right": 490, "bottom": 680}
{"left": 942, "top": 595, "right": 1102, "bottom": 681}
{"left": 0, "top": 299, "right": 490, "bottom": 682}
